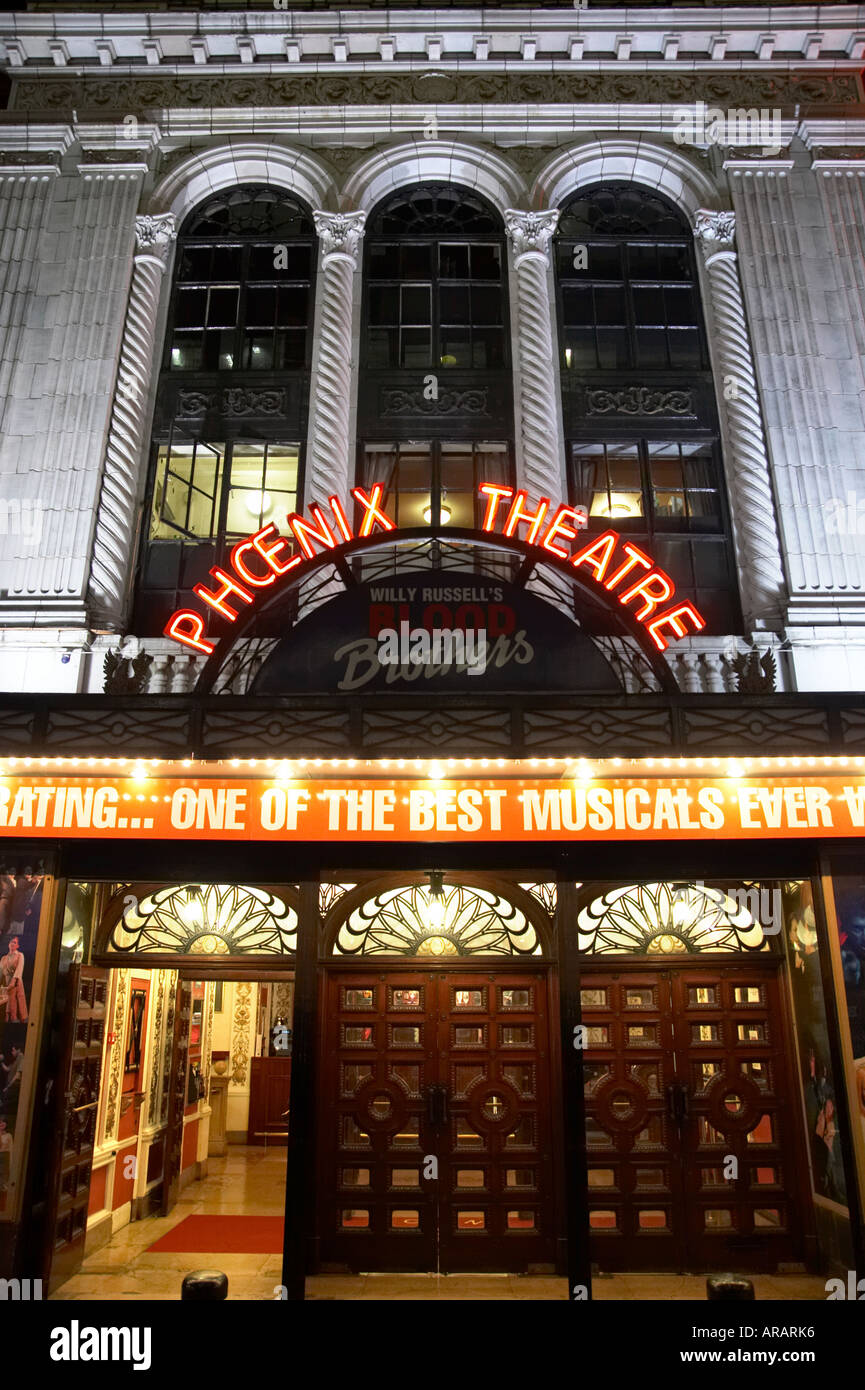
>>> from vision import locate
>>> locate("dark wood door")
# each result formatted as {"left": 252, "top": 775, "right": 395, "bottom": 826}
{"left": 438, "top": 972, "right": 555, "bottom": 1272}
{"left": 160, "top": 977, "right": 192, "bottom": 1217}
{"left": 48, "top": 966, "right": 108, "bottom": 1294}
{"left": 247, "top": 1057, "right": 292, "bottom": 1145}
{"left": 317, "top": 969, "right": 556, "bottom": 1273}
{"left": 582, "top": 964, "right": 805, "bottom": 1272}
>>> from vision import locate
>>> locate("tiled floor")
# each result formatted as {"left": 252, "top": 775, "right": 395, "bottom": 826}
{"left": 50, "top": 1147, "right": 829, "bottom": 1302}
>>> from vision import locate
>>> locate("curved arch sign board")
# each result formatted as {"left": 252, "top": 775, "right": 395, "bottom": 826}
{"left": 164, "top": 483, "right": 706, "bottom": 670}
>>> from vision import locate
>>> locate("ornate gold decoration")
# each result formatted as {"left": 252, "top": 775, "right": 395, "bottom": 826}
{"left": 147, "top": 968, "right": 166, "bottom": 1126}
{"left": 577, "top": 882, "right": 770, "bottom": 954}
{"left": 104, "top": 969, "right": 128, "bottom": 1139}
{"left": 230, "top": 982, "right": 254, "bottom": 1087}
{"left": 334, "top": 884, "right": 540, "bottom": 957}
{"left": 108, "top": 883, "right": 297, "bottom": 956}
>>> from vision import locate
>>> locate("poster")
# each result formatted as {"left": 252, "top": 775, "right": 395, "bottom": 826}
{"left": 0, "top": 857, "right": 44, "bottom": 1216}
{"left": 781, "top": 881, "right": 848, "bottom": 1209}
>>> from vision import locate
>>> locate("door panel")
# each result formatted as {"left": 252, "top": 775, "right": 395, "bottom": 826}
{"left": 160, "top": 977, "right": 192, "bottom": 1217}
{"left": 673, "top": 967, "right": 799, "bottom": 1271}
{"left": 317, "top": 969, "right": 556, "bottom": 1273}
{"left": 319, "top": 972, "right": 437, "bottom": 1271}
{"left": 584, "top": 965, "right": 804, "bottom": 1273}
{"left": 581, "top": 972, "right": 685, "bottom": 1270}
{"left": 439, "top": 973, "right": 555, "bottom": 1272}
{"left": 48, "top": 966, "right": 109, "bottom": 1293}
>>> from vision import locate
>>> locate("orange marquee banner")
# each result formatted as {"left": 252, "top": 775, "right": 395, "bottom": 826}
{"left": 1, "top": 774, "right": 865, "bottom": 841}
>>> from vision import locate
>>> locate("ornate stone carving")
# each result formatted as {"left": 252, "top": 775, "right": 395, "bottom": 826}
{"left": 694, "top": 209, "right": 736, "bottom": 248}
{"left": 230, "top": 981, "right": 254, "bottom": 1087}
{"left": 224, "top": 387, "right": 285, "bottom": 417}
{"left": 381, "top": 386, "right": 489, "bottom": 418}
{"left": 504, "top": 208, "right": 559, "bottom": 263}
{"left": 175, "top": 386, "right": 287, "bottom": 418}
{"left": 88, "top": 212, "right": 177, "bottom": 630}
{"left": 134, "top": 212, "right": 176, "bottom": 266}
{"left": 505, "top": 209, "right": 564, "bottom": 501}
{"left": 314, "top": 209, "right": 366, "bottom": 265}
{"left": 176, "top": 389, "right": 214, "bottom": 417}
{"left": 586, "top": 387, "right": 694, "bottom": 417}
{"left": 694, "top": 207, "right": 786, "bottom": 625}
{"left": 13, "top": 71, "right": 859, "bottom": 113}
{"left": 305, "top": 210, "right": 367, "bottom": 503}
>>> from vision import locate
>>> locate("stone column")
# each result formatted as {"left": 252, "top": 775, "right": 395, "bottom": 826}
{"left": 504, "top": 208, "right": 566, "bottom": 501}
{"left": 88, "top": 212, "right": 176, "bottom": 629}
{"left": 305, "top": 210, "right": 366, "bottom": 505}
{"left": 693, "top": 209, "right": 786, "bottom": 628}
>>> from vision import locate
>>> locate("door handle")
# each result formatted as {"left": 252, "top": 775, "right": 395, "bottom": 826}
{"left": 425, "top": 1086, "right": 449, "bottom": 1127}
{"left": 665, "top": 1082, "right": 690, "bottom": 1128}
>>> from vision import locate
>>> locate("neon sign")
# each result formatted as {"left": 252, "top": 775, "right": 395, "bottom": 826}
{"left": 164, "top": 483, "right": 705, "bottom": 656}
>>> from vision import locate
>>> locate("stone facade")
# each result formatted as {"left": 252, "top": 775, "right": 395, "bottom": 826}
{"left": 1, "top": 5, "right": 865, "bottom": 694}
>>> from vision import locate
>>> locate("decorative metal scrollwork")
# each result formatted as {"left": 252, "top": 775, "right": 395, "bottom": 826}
{"left": 577, "top": 881, "right": 770, "bottom": 955}
{"left": 334, "top": 884, "right": 541, "bottom": 957}
{"left": 108, "top": 884, "right": 297, "bottom": 956}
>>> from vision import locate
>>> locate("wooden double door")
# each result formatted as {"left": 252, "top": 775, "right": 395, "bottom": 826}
{"left": 318, "top": 968, "right": 557, "bottom": 1272}
{"left": 582, "top": 962, "right": 806, "bottom": 1272}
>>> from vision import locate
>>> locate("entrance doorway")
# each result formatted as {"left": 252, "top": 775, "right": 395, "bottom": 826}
{"left": 582, "top": 962, "right": 807, "bottom": 1272}
{"left": 318, "top": 968, "right": 558, "bottom": 1273}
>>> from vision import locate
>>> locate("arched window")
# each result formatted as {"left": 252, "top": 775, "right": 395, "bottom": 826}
{"left": 357, "top": 183, "right": 514, "bottom": 530}
{"left": 133, "top": 185, "right": 316, "bottom": 635}
{"left": 555, "top": 184, "right": 741, "bottom": 633}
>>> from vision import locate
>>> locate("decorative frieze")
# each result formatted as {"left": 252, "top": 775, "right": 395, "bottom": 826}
{"left": 176, "top": 386, "right": 286, "bottom": 419}
{"left": 10, "top": 71, "right": 860, "bottom": 114}
{"left": 381, "top": 386, "right": 489, "bottom": 418}
{"left": 585, "top": 387, "right": 694, "bottom": 417}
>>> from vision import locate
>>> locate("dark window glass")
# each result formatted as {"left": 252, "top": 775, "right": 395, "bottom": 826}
{"left": 135, "top": 186, "right": 315, "bottom": 635}
{"left": 361, "top": 183, "right": 508, "bottom": 372}
{"left": 557, "top": 184, "right": 740, "bottom": 634}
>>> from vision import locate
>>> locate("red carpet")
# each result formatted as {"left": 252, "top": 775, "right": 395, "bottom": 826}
{"left": 147, "top": 1216, "right": 284, "bottom": 1254}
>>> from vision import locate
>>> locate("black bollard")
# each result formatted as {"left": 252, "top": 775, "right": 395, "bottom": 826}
{"left": 706, "top": 1273, "right": 755, "bottom": 1301}
{"left": 181, "top": 1269, "right": 229, "bottom": 1301}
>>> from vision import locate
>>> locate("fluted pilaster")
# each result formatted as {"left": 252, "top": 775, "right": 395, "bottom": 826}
{"left": 694, "top": 209, "right": 786, "bottom": 627}
{"left": 305, "top": 211, "right": 366, "bottom": 504}
{"left": 88, "top": 213, "right": 176, "bottom": 629}
{"left": 505, "top": 209, "right": 565, "bottom": 501}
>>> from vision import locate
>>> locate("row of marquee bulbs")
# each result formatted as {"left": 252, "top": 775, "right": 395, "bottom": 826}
{"left": 2, "top": 754, "right": 864, "bottom": 782}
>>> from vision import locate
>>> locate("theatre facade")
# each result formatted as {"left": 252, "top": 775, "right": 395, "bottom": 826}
{"left": 0, "top": 2, "right": 865, "bottom": 1299}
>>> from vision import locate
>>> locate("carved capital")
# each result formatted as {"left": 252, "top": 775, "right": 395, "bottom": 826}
{"left": 694, "top": 209, "right": 736, "bottom": 251}
{"left": 505, "top": 208, "right": 560, "bottom": 263}
{"left": 314, "top": 209, "right": 366, "bottom": 265}
{"left": 134, "top": 212, "right": 176, "bottom": 266}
